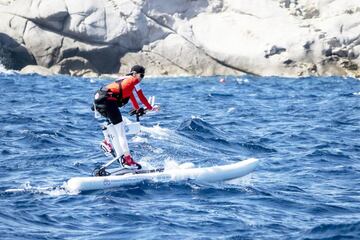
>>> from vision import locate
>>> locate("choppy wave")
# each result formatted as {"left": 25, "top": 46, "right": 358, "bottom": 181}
{"left": 301, "top": 221, "right": 360, "bottom": 240}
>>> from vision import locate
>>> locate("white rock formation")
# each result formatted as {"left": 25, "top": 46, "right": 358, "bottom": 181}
{"left": 20, "top": 65, "right": 54, "bottom": 76}
{"left": 0, "top": 0, "right": 359, "bottom": 77}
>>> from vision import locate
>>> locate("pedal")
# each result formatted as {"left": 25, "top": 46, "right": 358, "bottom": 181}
{"left": 93, "top": 167, "right": 110, "bottom": 177}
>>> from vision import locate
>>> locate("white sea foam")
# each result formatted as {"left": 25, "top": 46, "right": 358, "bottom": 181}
{"left": 164, "top": 158, "right": 195, "bottom": 170}
{"left": 141, "top": 124, "right": 171, "bottom": 139}
{"left": 131, "top": 135, "right": 148, "bottom": 143}
{"left": 5, "top": 181, "right": 74, "bottom": 196}
{"left": 236, "top": 78, "right": 250, "bottom": 84}
{"left": 227, "top": 107, "right": 236, "bottom": 113}
{"left": 0, "top": 63, "right": 15, "bottom": 75}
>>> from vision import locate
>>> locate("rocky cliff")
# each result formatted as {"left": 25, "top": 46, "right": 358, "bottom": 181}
{"left": 0, "top": 0, "right": 359, "bottom": 77}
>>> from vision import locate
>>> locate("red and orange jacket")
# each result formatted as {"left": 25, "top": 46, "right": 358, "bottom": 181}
{"left": 104, "top": 76, "right": 152, "bottom": 110}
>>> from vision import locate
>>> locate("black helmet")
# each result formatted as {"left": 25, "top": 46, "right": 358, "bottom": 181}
{"left": 127, "top": 65, "right": 145, "bottom": 75}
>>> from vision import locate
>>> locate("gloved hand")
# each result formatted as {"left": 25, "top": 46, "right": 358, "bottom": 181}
{"left": 136, "top": 107, "right": 145, "bottom": 116}
{"left": 129, "top": 107, "right": 145, "bottom": 116}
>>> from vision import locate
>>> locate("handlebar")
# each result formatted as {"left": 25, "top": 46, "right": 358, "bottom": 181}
{"left": 129, "top": 107, "right": 148, "bottom": 122}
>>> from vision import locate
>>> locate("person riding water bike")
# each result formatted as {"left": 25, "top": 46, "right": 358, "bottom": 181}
{"left": 93, "top": 65, "right": 157, "bottom": 169}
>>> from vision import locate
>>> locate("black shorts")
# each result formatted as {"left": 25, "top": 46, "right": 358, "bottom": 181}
{"left": 94, "top": 90, "right": 123, "bottom": 125}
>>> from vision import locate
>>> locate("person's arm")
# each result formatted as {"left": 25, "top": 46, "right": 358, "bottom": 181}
{"left": 130, "top": 91, "right": 140, "bottom": 110}
{"left": 135, "top": 84, "right": 153, "bottom": 110}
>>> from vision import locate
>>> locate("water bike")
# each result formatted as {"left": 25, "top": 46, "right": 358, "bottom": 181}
{"left": 67, "top": 158, "right": 259, "bottom": 192}
{"left": 67, "top": 96, "right": 259, "bottom": 192}
{"left": 94, "top": 96, "right": 159, "bottom": 175}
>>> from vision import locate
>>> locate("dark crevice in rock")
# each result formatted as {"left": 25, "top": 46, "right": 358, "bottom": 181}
{"left": 283, "top": 59, "right": 295, "bottom": 65}
{"left": 104, "top": 7, "right": 107, "bottom": 42}
{"left": 8, "top": 15, "right": 14, "bottom": 28}
{"left": 141, "top": 10, "right": 175, "bottom": 37}
{"left": 54, "top": 37, "right": 65, "bottom": 63}
{"left": 209, "top": 56, "right": 259, "bottom": 76}
{"left": 142, "top": 11, "right": 255, "bottom": 75}
{"left": 10, "top": 13, "right": 124, "bottom": 47}
{"left": 342, "top": 61, "right": 358, "bottom": 70}
{"left": 264, "top": 46, "right": 287, "bottom": 58}
{"left": 143, "top": 49, "right": 190, "bottom": 73}
{"left": 62, "top": 0, "right": 69, "bottom": 14}
{"left": 22, "top": 19, "right": 28, "bottom": 38}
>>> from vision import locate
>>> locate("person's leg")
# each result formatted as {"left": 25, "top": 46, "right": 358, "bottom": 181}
{"left": 100, "top": 123, "right": 115, "bottom": 157}
{"left": 94, "top": 92, "right": 117, "bottom": 157}
{"left": 105, "top": 100, "right": 123, "bottom": 125}
{"left": 104, "top": 100, "right": 126, "bottom": 157}
{"left": 105, "top": 100, "right": 141, "bottom": 169}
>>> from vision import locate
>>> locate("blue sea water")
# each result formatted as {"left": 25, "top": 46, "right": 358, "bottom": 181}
{"left": 0, "top": 71, "right": 360, "bottom": 240}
